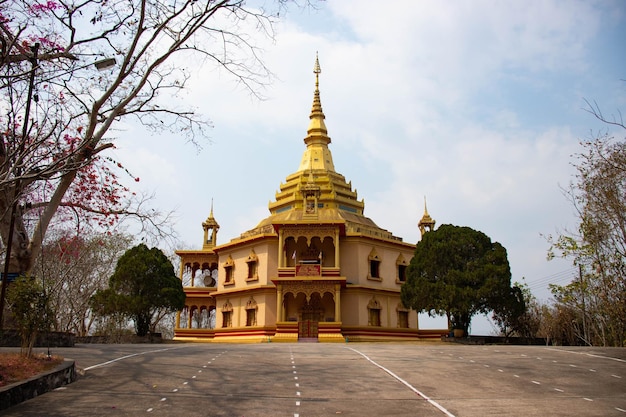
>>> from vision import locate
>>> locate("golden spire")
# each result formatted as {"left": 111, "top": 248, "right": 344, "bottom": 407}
{"left": 418, "top": 197, "right": 435, "bottom": 237}
{"left": 298, "top": 53, "right": 335, "bottom": 172}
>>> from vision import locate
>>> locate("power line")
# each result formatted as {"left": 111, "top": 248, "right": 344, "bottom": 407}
{"left": 523, "top": 267, "right": 578, "bottom": 292}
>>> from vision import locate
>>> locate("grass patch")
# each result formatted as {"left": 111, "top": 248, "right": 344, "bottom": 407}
{"left": 0, "top": 352, "right": 63, "bottom": 387}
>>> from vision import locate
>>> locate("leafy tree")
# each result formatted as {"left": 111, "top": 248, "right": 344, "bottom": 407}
{"left": 492, "top": 279, "right": 549, "bottom": 340}
{"left": 547, "top": 102, "right": 626, "bottom": 346}
{"left": 401, "top": 224, "right": 519, "bottom": 336}
{"left": 6, "top": 276, "right": 53, "bottom": 357}
{"left": 491, "top": 284, "right": 525, "bottom": 339}
{"left": 91, "top": 244, "right": 184, "bottom": 336}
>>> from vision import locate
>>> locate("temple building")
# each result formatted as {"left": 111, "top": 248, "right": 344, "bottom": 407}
{"left": 174, "top": 57, "right": 443, "bottom": 342}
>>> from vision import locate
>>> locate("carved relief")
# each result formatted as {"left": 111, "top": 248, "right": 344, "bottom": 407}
{"left": 282, "top": 226, "right": 336, "bottom": 243}
{"left": 368, "top": 296, "right": 381, "bottom": 310}
{"left": 283, "top": 281, "right": 336, "bottom": 302}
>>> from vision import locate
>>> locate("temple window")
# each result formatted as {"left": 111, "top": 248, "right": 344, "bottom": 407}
{"left": 246, "top": 309, "right": 256, "bottom": 326}
{"left": 370, "top": 260, "right": 380, "bottom": 278}
{"left": 367, "top": 248, "right": 382, "bottom": 280}
{"left": 222, "top": 311, "right": 232, "bottom": 328}
{"left": 246, "top": 250, "right": 259, "bottom": 281}
{"left": 397, "top": 265, "right": 407, "bottom": 282}
{"left": 247, "top": 261, "right": 258, "bottom": 279}
{"left": 222, "top": 301, "right": 233, "bottom": 328}
{"left": 224, "top": 266, "right": 233, "bottom": 283}
{"left": 245, "top": 297, "right": 258, "bottom": 326}
{"left": 396, "top": 303, "right": 410, "bottom": 328}
{"left": 396, "top": 254, "right": 408, "bottom": 283}
{"left": 223, "top": 255, "right": 235, "bottom": 285}
{"left": 367, "top": 297, "right": 382, "bottom": 326}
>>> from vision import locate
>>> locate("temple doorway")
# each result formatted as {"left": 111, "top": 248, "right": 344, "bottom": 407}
{"left": 298, "top": 293, "right": 323, "bottom": 340}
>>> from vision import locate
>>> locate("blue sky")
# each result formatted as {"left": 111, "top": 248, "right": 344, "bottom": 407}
{"left": 113, "top": 0, "right": 625, "bottom": 333}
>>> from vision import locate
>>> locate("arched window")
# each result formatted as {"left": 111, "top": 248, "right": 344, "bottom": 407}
{"left": 222, "top": 301, "right": 233, "bottom": 328}
{"left": 368, "top": 248, "right": 382, "bottom": 280}
{"left": 245, "top": 297, "right": 258, "bottom": 326}
{"left": 223, "top": 256, "right": 235, "bottom": 285}
{"left": 396, "top": 303, "right": 409, "bottom": 328}
{"left": 246, "top": 250, "right": 259, "bottom": 281}
{"left": 367, "top": 297, "right": 381, "bottom": 326}
{"left": 396, "top": 254, "right": 408, "bottom": 283}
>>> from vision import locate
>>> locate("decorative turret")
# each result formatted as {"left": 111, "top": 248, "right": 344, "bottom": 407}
{"left": 202, "top": 200, "right": 220, "bottom": 249}
{"left": 418, "top": 197, "right": 436, "bottom": 237}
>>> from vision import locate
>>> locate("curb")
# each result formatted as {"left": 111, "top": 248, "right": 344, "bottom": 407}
{"left": 0, "top": 359, "right": 77, "bottom": 410}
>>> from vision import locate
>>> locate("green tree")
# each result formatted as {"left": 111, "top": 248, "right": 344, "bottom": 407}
{"left": 91, "top": 244, "right": 184, "bottom": 336}
{"left": 401, "top": 224, "right": 518, "bottom": 336}
{"left": 491, "top": 284, "right": 526, "bottom": 339}
{"left": 6, "top": 276, "right": 53, "bottom": 357}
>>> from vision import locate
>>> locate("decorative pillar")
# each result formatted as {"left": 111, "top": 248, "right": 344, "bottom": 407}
{"left": 175, "top": 311, "right": 181, "bottom": 328}
{"left": 278, "top": 228, "right": 284, "bottom": 268}
{"left": 334, "top": 283, "right": 341, "bottom": 322}
{"left": 276, "top": 284, "right": 284, "bottom": 322}
{"left": 334, "top": 229, "right": 340, "bottom": 268}
{"left": 187, "top": 309, "right": 193, "bottom": 328}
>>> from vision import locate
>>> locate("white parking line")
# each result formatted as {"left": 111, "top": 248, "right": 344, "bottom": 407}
{"left": 347, "top": 347, "right": 456, "bottom": 417}
{"left": 83, "top": 346, "right": 190, "bottom": 371}
{"left": 548, "top": 348, "right": 626, "bottom": 363}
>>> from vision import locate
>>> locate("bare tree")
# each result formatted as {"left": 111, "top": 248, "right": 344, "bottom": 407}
{"left": 0, "top": 0, "right": 294, "bottom": 324}
{"left": 33, "top": 229, "right": 133, "bottom": 336}
{"left": 548, "top": 101, "right": 626, "bottom": 346}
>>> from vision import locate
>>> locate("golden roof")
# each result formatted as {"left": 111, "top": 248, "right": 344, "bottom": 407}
{"left": 234, "top": 55, "right": 405, "bottom": 244}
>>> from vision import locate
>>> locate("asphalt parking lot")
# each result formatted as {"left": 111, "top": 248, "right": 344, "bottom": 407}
{"left": 2, "top": 342, "right": 625, "bottom": 416}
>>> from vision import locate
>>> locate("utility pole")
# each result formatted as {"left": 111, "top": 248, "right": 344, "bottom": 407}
{"left": 579, "top": 263, "right": 588, "bottom": 345}
{"left": 0, "top": 43, "right": 39, "bottom": 330}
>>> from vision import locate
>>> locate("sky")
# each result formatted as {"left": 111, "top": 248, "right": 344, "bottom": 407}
{"left": 112, "top": 0, "right": 625, "bottom": 334}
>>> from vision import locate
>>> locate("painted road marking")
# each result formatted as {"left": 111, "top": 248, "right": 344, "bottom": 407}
{"left": 348, "top": 347, "right": 456, "bottom": 417}
{"left": 549, "top": 348, "right": 626, "bottom": 363}
{"left": 83, "top": 346, "right": 190, "bottom": 371}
